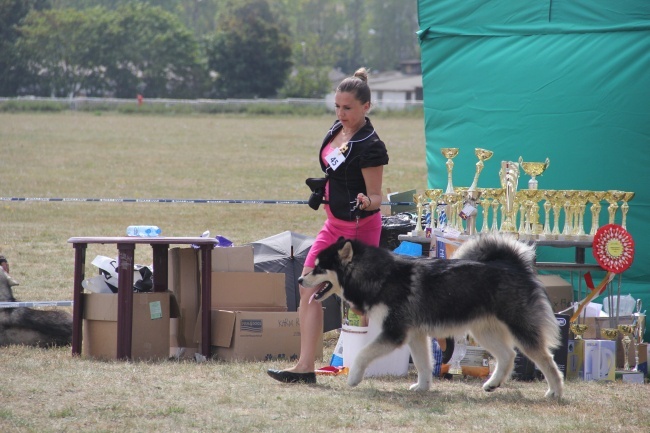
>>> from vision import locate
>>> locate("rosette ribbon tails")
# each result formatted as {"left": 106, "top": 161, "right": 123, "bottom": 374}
{"left": 570, "top": 224, "right": 635, "bottom": 323}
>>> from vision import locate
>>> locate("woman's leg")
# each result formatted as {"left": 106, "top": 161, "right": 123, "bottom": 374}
{"left": 285, "top": 266, "right": 323, "bottom": 373}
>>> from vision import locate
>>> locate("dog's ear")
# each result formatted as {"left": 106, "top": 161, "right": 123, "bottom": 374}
{"left": 338, "top": 240, "right": 354, "bottom": 265}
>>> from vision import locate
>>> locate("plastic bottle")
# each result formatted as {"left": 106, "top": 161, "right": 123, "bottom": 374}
{"left": 126, "top": 225, "right": 161, "bottom": 237}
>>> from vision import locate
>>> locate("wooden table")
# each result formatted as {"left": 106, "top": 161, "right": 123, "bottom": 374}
{"left": 68, "top": 236, "right": 218, "bottom": 360}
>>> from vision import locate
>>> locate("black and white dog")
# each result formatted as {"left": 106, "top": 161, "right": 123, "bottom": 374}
{"left": 300, "top": 233, "right": 563, "bottom": 398}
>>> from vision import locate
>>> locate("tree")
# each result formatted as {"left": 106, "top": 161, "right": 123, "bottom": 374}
{"left": 105, "top": 4, "right": 203, "bottom": 98}
{"left": 205, "top": 0, "right": 292, "bottom": 98}
{"left": 0, "top": 0, "right": 50, "bottom": 96}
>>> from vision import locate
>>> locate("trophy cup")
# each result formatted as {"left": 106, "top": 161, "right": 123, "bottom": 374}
{"left": 620, "top": 191, "right": 635, "bottom": 230}
{"left": 478, "top": 189, "right": 492, "bottom": 233}
{"left": 441, "top": 148, "right": 459, "bottom": 194}
{"left": 541, "top": 190, "right": 553, "bottom": 239}
{"left": 575, "top": 191, "right": 590, "bottom": 240}
{"left": 412, "top": 193, "right": 426, "bottom": 236}
{"left": 561, "top": 190, "right": 578, "bottom": 239}
{"left": 462, "top": 189, "right": 482, "bottom": 236}
{"left": 635, "top": 299, "right": 645, "bottom": 345}
{"left": 546, "top": 190, "right": 563, "bottom": 239}
{"left": 601, "top": 328, "right": 619, "bottom": 340}
{"left": 618, "top": 324, "right": 636, "bottom": 371}
{"left": 425, "top": 189, "right": 443, "bottom": 229}
{"left": 518, "top": 157, "right": 550, "bottom": 190}
{"left": 447, "top": 334, "right": 468, "bottom": 379}
{"left": 468, "top": 148, "right": 494, "bottom": 192}
{"left": 606, "top": 190, "right": 626, "bottom": 225}
{"left": 588, "top": 191, "right": 607, "bottom": 237}
{"left": 570, "top": 323, "right": 588, "bottom": 340}
{"left": 499, "top": 161, "right": 520, "bottom": 234}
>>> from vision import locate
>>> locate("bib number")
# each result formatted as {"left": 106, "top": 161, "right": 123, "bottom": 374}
{"left": 325, "top": 147, "right": 346, "bottom": 170}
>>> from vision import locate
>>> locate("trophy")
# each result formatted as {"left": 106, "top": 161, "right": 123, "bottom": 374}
{"left": 545, "top": 190, "right": 563, "bottom": 239}
{"left": 462, "top": 189, "right": 482, "bottom": 236}
{"left": 425, "top": 189, "right": 443, "bottom": 228}
{"left": 561, "top": 190, "right": 578, "bottom": 239}
{"left": 499, "top": 161, "right": 520, "bottom": 234}
{"left": 570, "top": 323, "right": 588, "bottom": 340}
{"left": 575, "top": 191, "right": 590, "bottom": 240}
{"left": 620, "top": 191, "right": 635, "bottom": 230}
{"left": 541, "top": 190, "right": 553, "bottom": 239}
{"left": 468, "top": 148, "right": 494, "bottom": 192}
{"left": 478, "top": 189, "right": 492, "bottom": 233}
{"left": 518, "top": 157, "right": 550, "bottom": 190}
{"left": 635, "top": 299, "right": 645, "bottom": 345}
{"left": 447, "top": 334, "right": 468, "bottom": 378}
{"left": 412, "top": 193, "right": 426, "bottom": 236}
{"left": 489, "top": 188, "right": 503, "bottom": 232}
{"left": 588, "top": 191, "right": 607, "bottom": 237}
{"left": 606, "top": 190, "right": 626, "bottom": 225}
{"left": 441, "top": 148, "right": 459, "bottom": 194}
{"left": 617, "top": 324, "right": 636, "bottom": 371}
{"left": 601, "top": 328, "right": 619, "bottom": 340}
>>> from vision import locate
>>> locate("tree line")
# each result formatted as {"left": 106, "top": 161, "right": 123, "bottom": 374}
{"left": 0, "top": 0, "right": 419, "bottom": 99}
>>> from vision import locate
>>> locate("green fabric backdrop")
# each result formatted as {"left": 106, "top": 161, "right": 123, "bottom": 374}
{"left": 417, "top": 1, "right": 650, "bottom": 323}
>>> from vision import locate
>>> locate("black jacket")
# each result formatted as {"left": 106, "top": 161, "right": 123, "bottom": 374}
{"left": 318, "top": 118, "right": 389, "bottom": 221}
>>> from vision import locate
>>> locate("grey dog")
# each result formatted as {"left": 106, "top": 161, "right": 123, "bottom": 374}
{"left": 0, "top": 269, "right": 72, "bottom": 347}
{"left": 299, "top": 233, "right": 563, "bottom": 398}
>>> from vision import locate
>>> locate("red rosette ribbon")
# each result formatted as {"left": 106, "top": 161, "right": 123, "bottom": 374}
{"left": 570, "top": 224, "right": 634, "bottom": 323}
{"left": 592, "top": 224, "right": 635, "bottom": 273}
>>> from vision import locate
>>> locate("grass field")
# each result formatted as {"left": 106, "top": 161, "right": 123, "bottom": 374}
{"left": 1, "top": 112, "right": 649, "bottom": 432}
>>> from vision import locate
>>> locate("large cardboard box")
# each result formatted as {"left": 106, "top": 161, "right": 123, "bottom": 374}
{"left": 567, "top": 339, "right": 615, "bottom": 381}
{"left": 212, "top": 246, "right": 254, "bottom": 272}
{"left": 211, "top": 271, "right": 286, "bottom": 310}
{"left": 538, "top": 274, "right": 574, "bottom": 313}
{"left": 168, "top": 248, "right": 200, "bottom": 356}
{"left": 82, "top": 292, "right": 171, "bottom": 360}
{"left": 211, "top": 310, "right": 323, "bottom": 361}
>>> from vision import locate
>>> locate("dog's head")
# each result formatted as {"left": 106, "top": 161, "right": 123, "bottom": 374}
{"left": 298, "top": 237, "right": 356, "bottom": 304}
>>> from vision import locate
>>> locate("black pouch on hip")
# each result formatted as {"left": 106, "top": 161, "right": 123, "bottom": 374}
{"left": 306, "top": 177, "right": 328, "bottom": 210}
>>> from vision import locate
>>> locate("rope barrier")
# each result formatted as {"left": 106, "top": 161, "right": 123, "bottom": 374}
{"left": 0, "top": 196, "right": 416, "bottom": 206}
{"left": 0, "top": 301, "right": 73, "bottom": 308}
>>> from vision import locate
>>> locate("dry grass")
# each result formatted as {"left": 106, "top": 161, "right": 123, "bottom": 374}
{"left": 1, "top": 112, "right": 649, "bottom": 432}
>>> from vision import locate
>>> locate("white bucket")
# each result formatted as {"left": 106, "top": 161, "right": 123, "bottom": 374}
{"left": 341, "top": 320, "right": 411, "bottom": 377}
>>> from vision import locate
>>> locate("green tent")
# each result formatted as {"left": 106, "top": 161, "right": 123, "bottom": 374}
{"left": 417, "top": 1, "right": 650, "bottom": 325}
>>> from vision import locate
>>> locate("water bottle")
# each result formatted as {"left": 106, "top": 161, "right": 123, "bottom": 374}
{"left": 126, "top": 225, "right": 161, "bottom": 237}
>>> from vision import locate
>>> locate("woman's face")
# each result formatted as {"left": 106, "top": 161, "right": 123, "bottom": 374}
{"left": 334, "top": 91, "right": 369, "bottom": 130}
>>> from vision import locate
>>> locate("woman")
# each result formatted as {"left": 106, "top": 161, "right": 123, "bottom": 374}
{"left": 268, "top": 67, "right": 388, "bottom": 384}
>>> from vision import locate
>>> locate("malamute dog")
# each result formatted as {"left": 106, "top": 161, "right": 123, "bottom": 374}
{"left": 0, "top": 269, "right": 72, "bottom": 347}
{"left": 300, "top": 234, "right": 563, "bottom": 398}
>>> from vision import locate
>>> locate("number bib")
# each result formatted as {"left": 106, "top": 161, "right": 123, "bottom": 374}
{"left": 325, "top": 147, "right": 346, "bottom": 171}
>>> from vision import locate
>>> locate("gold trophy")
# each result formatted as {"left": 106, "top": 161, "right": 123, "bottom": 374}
{"left": 561, "top": 190, "right": 578, "bottom": 239}
{"left": 489, "top": 188, "right": 504, "bottom": 232}
{"left": 588, "top": 191, "right": 606, "bottom": 237}
{"left": 499, "top": 161, "right": 520, "bottom": 234}
{"left": 425, "top": 189, "right": 443, "bottom": 229}
{"left": 412, "top": 193, "right": 426, "bottom": 236}
{"left": 468, "top": 148, "right": 494, "bottom": 192}
{"left": 575, "top": 191, "right": 590, "bottom": 240}
{"left": 620, "top": 191, "right": 635, "bottom": 230}
{"left": 441, "top": 148, "right": 459, "bottom": 194}
{"left": 606, "top": 190, "right": 626, "bottom": 225}
{"left": 541, "top": 190, "right": 553, "bottom": 239}
{"left": 478, "top": 189, "right": 492, "bottom": 233}
{"left": 618, "top": 324, "right": 636, "bottom": 371}
{"left": 600, "top": 328, "right": 619, "bottom": 340}
{"left": 544, "top": 190, "right": 562, "bottom": 239}
{"left": 570, "top": 323, "right": 588, "bottom": 340}
{"left": 518, "top": 157, "right": 550, "bottom": 190}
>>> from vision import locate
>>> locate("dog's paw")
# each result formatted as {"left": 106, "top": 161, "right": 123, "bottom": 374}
{"left": 347, "top": 370, "right": 363, "bottom": 387}
{"left": 409, "top": 382, "right": 430, "bottom": 392}
{"left": 482, "top": 382, "right": 500, "bottom": 393}
{"left": 545, "top": 388, "right": 562, "bottom": 399}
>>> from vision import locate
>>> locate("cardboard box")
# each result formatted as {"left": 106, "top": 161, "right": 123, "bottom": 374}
{"left": 211, "top": 271, "right": 286, "bottom": 310}
{"left": 168, "top": 248, "right": 200, "bottom": 355}
{"left": 567, "top": 339, "right": 615, "bottom": 381}
{"left": 538, "top": 274, "right": 574, "bottom": 313}
{"left": 210, "top": 310, "right": 323, "bottom": 361}
{"left": 82, "top": 292, "right": 171, "bottom": 360}
{"left": 212, "top": 246, "right": 254, "bottom": 272}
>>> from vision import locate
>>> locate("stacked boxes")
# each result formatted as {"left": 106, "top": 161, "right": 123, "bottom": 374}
{"left": 168, "top": 245, "right": 322, "bottom": 362}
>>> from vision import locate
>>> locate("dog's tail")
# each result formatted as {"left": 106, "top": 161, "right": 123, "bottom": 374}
{"left": 451, "top": 233, "right": 536, "bottom": 272}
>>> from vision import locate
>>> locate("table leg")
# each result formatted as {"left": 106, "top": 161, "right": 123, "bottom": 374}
{"left": 200, "top": 245, "right": 213, "bottom": 358}
{"left": 151, "top": 243, "right": 169, "bottom": 292}
{"left": 71, "top": 243, "right": 87, "bottom": 356}
{"left": 117, "top": 243, "right": 135, "bottom": 360}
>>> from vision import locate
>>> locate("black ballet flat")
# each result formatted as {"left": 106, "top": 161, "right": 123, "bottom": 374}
{"left": 267, "top": 369, "right": 316, "bottom": 384}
